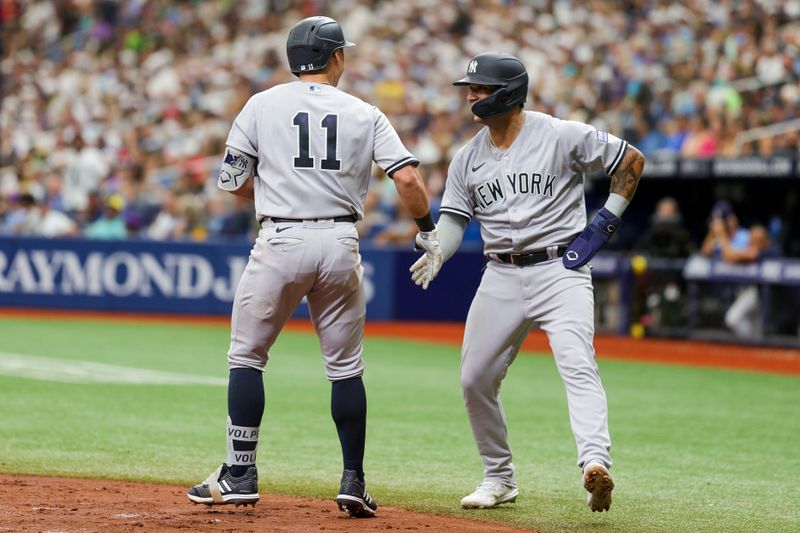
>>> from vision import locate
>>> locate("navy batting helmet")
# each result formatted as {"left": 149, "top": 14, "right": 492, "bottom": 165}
{"left": 286, "top": 16, "right": 355, "bottom": 75}
{"left": 453, "top": 52, "right": 529, "bottom": 119}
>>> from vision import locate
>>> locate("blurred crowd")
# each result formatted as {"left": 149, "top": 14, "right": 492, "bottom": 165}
{"left": 2, "top": 0, "right": 800, "bottom": 247}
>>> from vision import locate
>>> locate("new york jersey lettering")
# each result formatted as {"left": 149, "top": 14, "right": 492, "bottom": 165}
{"left": 475, "top": 178, "right": 504, "bottom": 209}
{"left": 506, "top": 172, "right": 557, "bottom": 197}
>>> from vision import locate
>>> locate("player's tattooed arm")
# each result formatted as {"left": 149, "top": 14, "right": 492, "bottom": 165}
{"left": 609, "top": 146, "right": 645, "bottom": 201}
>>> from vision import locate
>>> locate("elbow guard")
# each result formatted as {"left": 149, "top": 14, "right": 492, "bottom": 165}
{"left": 218, "top": 147, "right": 256, "bottom": 191}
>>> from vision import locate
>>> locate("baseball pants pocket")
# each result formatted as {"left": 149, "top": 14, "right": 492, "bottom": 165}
{"left": 335, "top": 235, "right": 359, "bottom": 253}
{"left": 265, "top": 236, "right": 305, "bottom": 246}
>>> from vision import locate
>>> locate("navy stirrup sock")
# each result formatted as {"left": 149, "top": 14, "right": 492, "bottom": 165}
{"left": 228, "top": 368, "right": 264, "bottom": 477}
{"left": 331, "top": 376, "right": 367, "bottom": 481}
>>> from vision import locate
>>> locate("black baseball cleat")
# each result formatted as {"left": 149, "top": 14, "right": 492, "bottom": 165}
{"left": 187, "top": 464, "right": 259, "bottom": 506}
{"left": 335, "top": 469, "right": 378, "bottom": 517}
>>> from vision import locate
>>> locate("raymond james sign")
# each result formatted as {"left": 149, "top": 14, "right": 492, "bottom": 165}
{"left": 0, "top": 249, "right": 246, "bottom": 300}
{"left": 0, "top": 238, "right": 393, "bottom": 318}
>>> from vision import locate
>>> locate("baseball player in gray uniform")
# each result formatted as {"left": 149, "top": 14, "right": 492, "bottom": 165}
{"left": 411, "top": 52, "right": 645, "bottom": 512}
{"left": 187, "top": 16, "right": 442, "bottom": 518}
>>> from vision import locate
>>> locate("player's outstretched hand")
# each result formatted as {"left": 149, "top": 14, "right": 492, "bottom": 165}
{"left": 409, "top": 228, "right": 443, "bottom": 290}
{"left": 563, "top": 208, "right": 621, "bottom": 269}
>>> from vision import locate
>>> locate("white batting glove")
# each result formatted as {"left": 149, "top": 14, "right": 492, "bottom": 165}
{"left": 409, "top": 228, "right": 443, "bottom": 290}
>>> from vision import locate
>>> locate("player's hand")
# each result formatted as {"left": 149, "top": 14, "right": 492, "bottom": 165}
{"left": 409, "top": 228, "right": 443, "bottom": 290}
{"left": 563, "top": 208, "right": 621, "bottom": 269}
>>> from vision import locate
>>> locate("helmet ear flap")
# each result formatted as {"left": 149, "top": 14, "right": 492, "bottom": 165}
{"left": 471, "top": 87, "right": 508, "bottom": 119}
{"left": 470, "top": 74, "right": 528, "bottom": 119}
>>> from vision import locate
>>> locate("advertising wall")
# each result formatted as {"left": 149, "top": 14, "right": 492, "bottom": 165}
{"left": 0, "top": 237, "right": 484, "bottom": 320}
{"left": 3, "top": 237, "right": 799, "bottom": 335}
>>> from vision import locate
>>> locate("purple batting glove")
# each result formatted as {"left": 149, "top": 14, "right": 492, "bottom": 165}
{"left": 562, "top": 207, "right": 621, "bottom": 269}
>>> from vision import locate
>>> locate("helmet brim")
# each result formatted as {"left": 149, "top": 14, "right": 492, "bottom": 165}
{"left": 453, "top": 75, "right": 508, "bottom": 87}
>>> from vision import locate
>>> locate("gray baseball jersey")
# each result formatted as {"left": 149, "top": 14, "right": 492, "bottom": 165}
{"left": 440, "top": 110, "right": 627, "bottom": 254}
{"left": 226, "top": 81, "right": 418, "bottom": 221}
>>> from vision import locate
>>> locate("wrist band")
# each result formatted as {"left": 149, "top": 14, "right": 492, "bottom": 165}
{"left": 603, "top": 193, "right": 629, "bottom": 217}
{"left": 414, "top": 212, "right": 436, "bottom": 232}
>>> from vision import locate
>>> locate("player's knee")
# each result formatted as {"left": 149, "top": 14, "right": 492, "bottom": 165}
{"left": 460, "top": 371, "right": 495, "bottom": 395}
{"left": 556, "top": 360, "right": 601, "bottom": 387}
{"left": 550, "top": 338, "right": 593, "bottom": 364}
{"left": 553, "top": 349, "right": 597, "bottom": 374}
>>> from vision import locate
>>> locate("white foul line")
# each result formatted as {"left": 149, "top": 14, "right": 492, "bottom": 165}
{"left": 0, "top": 352, "right": 227, "bottom": 386}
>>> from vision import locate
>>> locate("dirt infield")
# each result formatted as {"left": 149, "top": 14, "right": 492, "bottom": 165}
{"left": 0, "top": 475, "right": 533, "bottom": 532}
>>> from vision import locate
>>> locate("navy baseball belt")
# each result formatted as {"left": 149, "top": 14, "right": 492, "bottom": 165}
{"left": 493, "top": 246, "right": 568, "bottom": 266}
{"left": 269, "top": 215, "right": 357, "bottom": 224}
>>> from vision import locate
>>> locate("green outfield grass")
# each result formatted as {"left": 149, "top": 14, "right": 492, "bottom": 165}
{"left": 0, "top": 317, "right": 798, "bottom": 532}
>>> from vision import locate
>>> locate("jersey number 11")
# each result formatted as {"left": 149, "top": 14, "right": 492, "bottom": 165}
{"left": 293, "top": 112, "right": 341, "bottom": 171}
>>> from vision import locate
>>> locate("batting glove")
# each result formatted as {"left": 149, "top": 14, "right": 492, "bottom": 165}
{"left": 409, "top": 228, "right": 443, "bottom": 290}
{"left": 563, "top": 208, "right": 621, "bottom": 269}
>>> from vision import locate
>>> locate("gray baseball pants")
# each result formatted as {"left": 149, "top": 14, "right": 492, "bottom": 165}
{"left": 460, "top": 259, "right": 611, "bottom": 485}
{"left": 227, "top": 219, "right": 366, "bottom": 381}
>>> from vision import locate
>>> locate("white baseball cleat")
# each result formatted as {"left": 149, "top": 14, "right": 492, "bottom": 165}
{"left": 583, "top": 462, "right": 614, "bottom": 512}
{"left": 460, "top": 479, "right": 519, "bottom": 509}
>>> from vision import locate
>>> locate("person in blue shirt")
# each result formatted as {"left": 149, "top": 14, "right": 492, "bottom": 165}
{"left": 701, "top": 200, "right": 772, "bottom": 338}
{"left": 700, "top": 200, "right": 749, "bottom": 258}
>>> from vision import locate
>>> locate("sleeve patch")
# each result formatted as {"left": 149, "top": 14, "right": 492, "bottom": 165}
{"left": 596, "top": 131, "right": 609, "bottom": 142}
{"left": 224, "top": 151, "right": 250, "bottom": 169}
{"left": 219, "top": 148, "right": 256, "bottom": 191}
